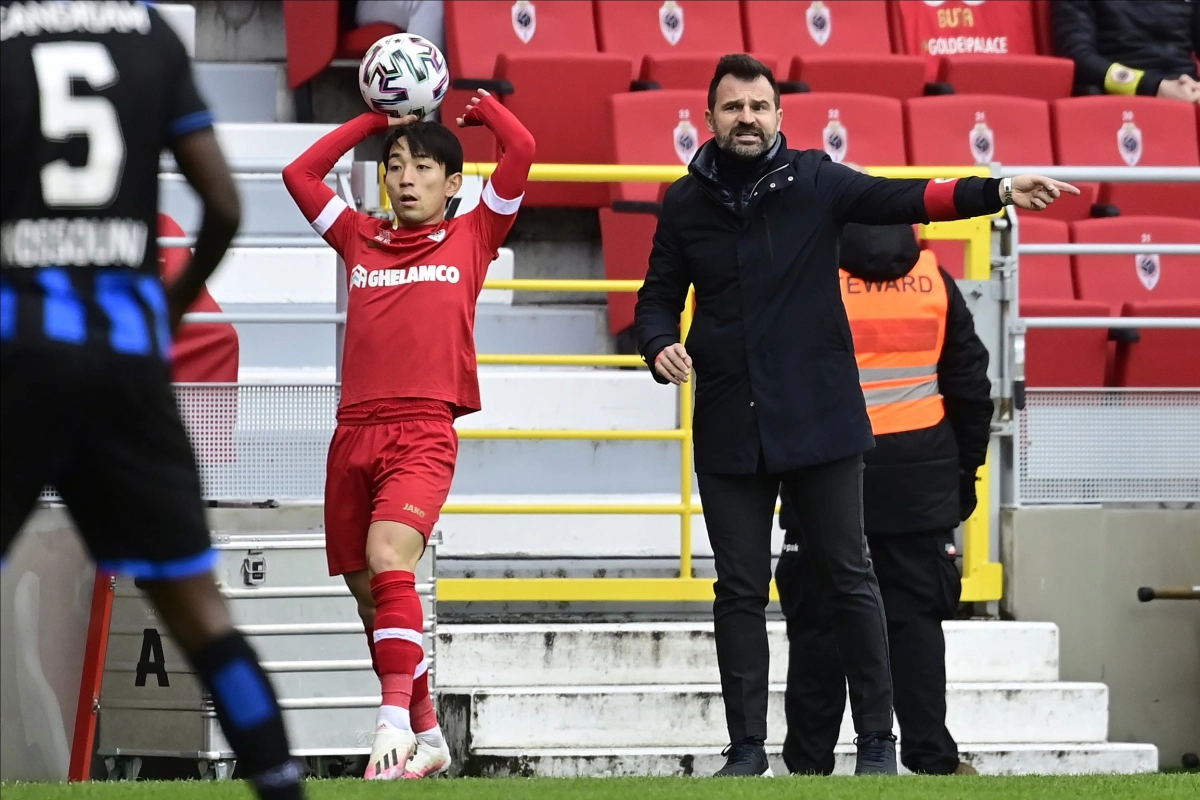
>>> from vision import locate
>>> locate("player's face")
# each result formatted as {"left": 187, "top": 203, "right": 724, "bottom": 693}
{"left": 385, "top": 139, "right": 463, "bottom": 227}
{"left": 705, "top": 75, "right": 781, "bottom": 159}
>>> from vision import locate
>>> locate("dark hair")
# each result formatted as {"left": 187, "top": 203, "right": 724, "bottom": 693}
{"left": 707, "top": 54, "right": 779, "bottom": 111}
{"left": 381, "top": 121, "right": 464, "bottom": 176}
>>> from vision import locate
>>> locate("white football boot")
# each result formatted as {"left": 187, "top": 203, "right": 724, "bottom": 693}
{"left": 404, "top": 732, "right": 452, "bottom": 778}
{"left": 363, "top": 722, "right": 416, "bottom": 780}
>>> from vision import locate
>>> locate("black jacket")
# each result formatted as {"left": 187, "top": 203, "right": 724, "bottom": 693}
{"left": 1052, "top": 0, "right": 1199, "bottom": 96}
{"left": 779, "top": 224, "right": 994, "bottom": 535}
{"left": 635, "top": 134, "right": 1002, "bottom": 474}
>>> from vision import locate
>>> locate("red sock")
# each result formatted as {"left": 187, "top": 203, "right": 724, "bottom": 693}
{"left": 370, "top": 571, "right": 425, "bottom": 720}
{"left": 410, "top": 664, "right": 438, "bottom": 734}
{"left": 364, "top": 628, "right": 380, "bottom": 677}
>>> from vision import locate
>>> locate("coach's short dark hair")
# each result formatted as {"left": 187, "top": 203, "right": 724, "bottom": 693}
{"left": 382, "top": 121, "right": 464, "bottom": 176}
{"left": 707, "top": 54, "right": 780, "bottom": 111}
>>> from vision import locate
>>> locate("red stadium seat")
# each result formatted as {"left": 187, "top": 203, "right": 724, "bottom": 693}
{"left": 282, "top": 1, "right": 400, "bottom": 90}
{"left": 595, "top": 1, "right": 750, "bottom": 85}
{"left": 1051, "top": 97, "right": 1200, "bottom": 218}
{"left": 889, "top": 0, "right": 1042, "bottom": 83}
{"left": 1017, "top": 217, "right": 1109, "bottom": 387}
{"left": 445, "top": 1, "right": 632, "bottom": 206}
{"left": 741, "top": 1, "right": 927, "bottom": 100}
{"left": 1070, "top": 217, "right": 1200, "bottom": 313}
{"left": 780, "top": 93, "right": 906, "bottom": 166}
{"left": 937, "top": 55, "right": 1074, "bottom": 101}
{"left": 906, "top": 95, "right": 1095, "bottom": 222}
{"left": 641, "top": 54, "right": 779, "bottom": 90}
{"left": 791, "top": 55, "right": 927, "bottom": 101}
{"left": 1020, "top": 299, "right": 1111, "bottom": 387}
{"left": 1016, "top": 216, "right": 1074, "bottom": 301}
{"left": 1115, "top": 301, "right": 1200, "bottom": 387}
{"left": 601, "top": 90, "right": 711, "bottom": 334}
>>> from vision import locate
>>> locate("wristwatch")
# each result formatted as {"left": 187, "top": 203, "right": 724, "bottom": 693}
{"left": 1001, "top": 177, "right": 1014, "bottom": 205}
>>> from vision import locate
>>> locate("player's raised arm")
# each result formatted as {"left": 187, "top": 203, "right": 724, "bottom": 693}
{"left": 281, "top": 113, "right": 399, "bottom": 245}
{"left": 457, "top": 90, "right": 536, "bottom": 208}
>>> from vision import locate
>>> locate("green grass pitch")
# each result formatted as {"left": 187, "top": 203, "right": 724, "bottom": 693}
{"left": 3, "top": 775, "right": 1199, "bottom": 800}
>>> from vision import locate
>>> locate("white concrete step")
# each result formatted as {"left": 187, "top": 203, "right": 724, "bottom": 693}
{"left": 466, "top": 742, "right": 1158, "bottom": 777}
{"left": 437, "top": 621, "right": 1060, "bottom": 687}
{"left": 443, "top": 681, "right": 1110, "bottom": 749}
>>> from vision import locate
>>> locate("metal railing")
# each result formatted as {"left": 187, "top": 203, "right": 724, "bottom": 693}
{"left": 161, "top": 161, "right": 1200, "bottom": 604}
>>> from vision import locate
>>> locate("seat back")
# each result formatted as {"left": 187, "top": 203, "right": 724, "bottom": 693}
{"left": 596, "top": 1, "right": 745, "bottom": 78}
{"left": 1116, "top": 301, "right": 1200, "bottom": 387}
{"left": 1052, "top": 97, "right": 1200, "bottom": 168}
{"left": 780, "top": 93, "right": 906, "bottom": 166}
{"left": 283, "top": 0, "right": 340, "bottom": 88}
{"left": 445, "top": 1, "right": 599, "bottom": 78}
{"left": 1016, "top": 216, "right": 1074, "bottom": 302}
{"left": 742, "top": 1, "right": 893, "bottom": 61}
{"left": 1070, "top": 217, "right": 1200, "bottom": 312}
{"left": 889, "top": 0, "right": 1040, "bottom": 81}
{"left": 610, "top": 90, "right": 711, "bottom": 203}
{"left": 905, "top": 95, "right": 1052, "bottom": 167}
{"left": 1020, "top": 298, "right": 1111, "bottom": 387}
{"left": 1052, "top": 97, "right": 1200, "bottom": 217}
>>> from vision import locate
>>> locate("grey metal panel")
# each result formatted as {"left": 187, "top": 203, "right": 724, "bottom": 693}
{"left": 97, "top": 533, "right": 438, "bottom": 761}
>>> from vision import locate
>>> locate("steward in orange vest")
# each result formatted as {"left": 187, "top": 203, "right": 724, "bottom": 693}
{"left": 776, "top": 222, "right": 993, "bottom": 777}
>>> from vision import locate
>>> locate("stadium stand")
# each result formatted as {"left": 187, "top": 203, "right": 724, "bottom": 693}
{"left": 742, "top": 1, "right": 926, "bottom": 99}
{"left": 1051, "top": 97, "right": 1200, "bottom": 219}
{"left": 594, "top": 1, "right": 774, "bottom": 90}
{"left": 601, "top": 90, "right": 710, "bottom": 335}
{"left": 444, "top": 0, "right": 632, "bottom": 206}
{"left": 1017, "top": 216, "right": 1110, "bottom": 388}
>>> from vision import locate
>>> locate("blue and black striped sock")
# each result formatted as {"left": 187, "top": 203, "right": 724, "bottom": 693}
{"left": 189, "top": 631, "right": 305, "bottom": 800}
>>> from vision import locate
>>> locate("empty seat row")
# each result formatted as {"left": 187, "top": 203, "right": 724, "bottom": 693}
{"left": 1019, "top": 216, "right": 1200, "bottom": 388}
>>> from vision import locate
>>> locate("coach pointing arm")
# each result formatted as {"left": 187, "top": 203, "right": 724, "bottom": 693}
{"left": 638, "top": 113, "right": 1076, "bottom": 386}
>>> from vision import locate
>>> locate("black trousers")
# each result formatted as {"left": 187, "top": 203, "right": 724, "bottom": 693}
{"left": 775, "top": 529, "right": 963, "bottom": 775}
{"left": 697, "top": 453, "right": 893, "bottom": 745}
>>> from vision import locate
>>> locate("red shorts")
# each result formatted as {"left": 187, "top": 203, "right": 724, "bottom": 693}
{"left": 323, "top": 402, "right": 458, "bottom": 576}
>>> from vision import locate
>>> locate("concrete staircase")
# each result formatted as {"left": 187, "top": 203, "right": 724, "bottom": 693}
{"left": 434, "top": 621, "right": 1158, "bottom": 776}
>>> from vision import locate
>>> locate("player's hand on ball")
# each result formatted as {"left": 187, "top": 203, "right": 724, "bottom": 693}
{"left": 457, "top": 89, "right": 491, "bottom": 128}
{"left": 386, "top": 113, "right": 420, "bottom": 127}
{"left": 654, "top": 343, "right": 692, "bottom": 385}
{"left": 1009, "top": 175, "right": 1081, "bottom": 211}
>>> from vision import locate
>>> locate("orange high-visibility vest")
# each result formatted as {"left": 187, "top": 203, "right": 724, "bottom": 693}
{"left": 840, "top": 250, "right": 947, "bottom": 436}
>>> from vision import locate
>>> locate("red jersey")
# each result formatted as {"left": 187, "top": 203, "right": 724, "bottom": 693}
{"left": 893, "top": 0, "right": 1040, "bottom": 81}
{"left": 282, "top": 98, "right": 535, "bottom": 417}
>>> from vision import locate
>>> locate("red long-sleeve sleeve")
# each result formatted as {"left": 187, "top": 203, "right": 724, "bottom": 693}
{"left": 461, "top": 95, "right": 536, "bottom": 251}
{"left": 282, "top": 113, "right": 388, "bottom": 249}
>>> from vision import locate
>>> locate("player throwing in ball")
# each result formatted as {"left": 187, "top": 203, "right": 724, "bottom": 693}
{"left": 282, "top": 90, "right": 534, "bottom": 780}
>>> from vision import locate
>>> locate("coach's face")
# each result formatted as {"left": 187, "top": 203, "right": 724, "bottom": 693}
{"left": 706, "top": 75, "right": 781, "bottom": 159}
{"left": 386, "top": 138, "right": 463, "bottom": 227}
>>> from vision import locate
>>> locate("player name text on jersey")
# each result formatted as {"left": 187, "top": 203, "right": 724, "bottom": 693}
{"left": 0, "top": 1, "right": 150, "bottom": 41}
{"left": 1, "top": 217, "right": 148, "bottom": 268}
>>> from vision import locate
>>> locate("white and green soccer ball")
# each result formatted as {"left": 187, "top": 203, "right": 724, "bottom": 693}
{"left": 358, "top": 33, "right": 450, "bottom": 119}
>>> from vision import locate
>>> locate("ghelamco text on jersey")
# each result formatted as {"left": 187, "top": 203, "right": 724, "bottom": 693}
{"left": 350, "top": 264, "right": 461, "bottom": 289}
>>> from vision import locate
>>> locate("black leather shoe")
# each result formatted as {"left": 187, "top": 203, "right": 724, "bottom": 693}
{"left": 714, "top": 739, "right": 774, "bottom": 777}
{"left": 854, "top": 731, "right": 898, "bottom": 775}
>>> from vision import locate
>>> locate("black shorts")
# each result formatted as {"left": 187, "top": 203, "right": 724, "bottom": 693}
{"left": 1, "top": 343, "right": 215, "bottom": 579}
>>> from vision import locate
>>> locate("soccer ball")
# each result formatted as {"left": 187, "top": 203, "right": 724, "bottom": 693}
{"left": 358, "top": 33, "right": 450, "bottom": 119}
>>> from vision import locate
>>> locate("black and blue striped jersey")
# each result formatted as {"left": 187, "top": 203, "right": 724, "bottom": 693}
{"left": 0, "top": 0, "right": 214, "bottom": 355}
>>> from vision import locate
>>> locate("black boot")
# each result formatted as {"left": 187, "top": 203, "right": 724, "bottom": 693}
{"left": 855, "top": 731, "right": 898, "bottom": 775}
{"left": 714, "top": 739, "right": 773, "bottom": 777}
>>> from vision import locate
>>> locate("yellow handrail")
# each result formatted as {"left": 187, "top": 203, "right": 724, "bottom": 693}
{"left": 425, "top": 162, "right": 1002, "bottom": 604}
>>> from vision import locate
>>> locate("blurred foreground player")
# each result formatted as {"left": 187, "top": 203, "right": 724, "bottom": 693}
{"left": 0, "top": 2, "right": 305, "bottom": 798}
{"left": 283, "top": 88, "right": 534, "bottom": 779}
